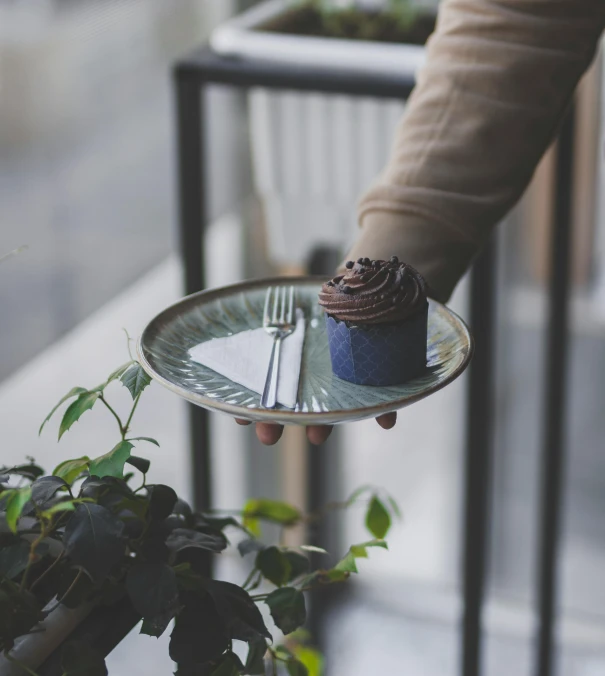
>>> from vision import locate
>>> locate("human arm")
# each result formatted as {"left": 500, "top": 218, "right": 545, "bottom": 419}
{"left": 348, "top": 0, "right": 605, "bottom": 302}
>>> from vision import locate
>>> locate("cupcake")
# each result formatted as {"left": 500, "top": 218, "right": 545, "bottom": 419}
{"left": 318, "top": 256, "right": 428, "bottom": 386}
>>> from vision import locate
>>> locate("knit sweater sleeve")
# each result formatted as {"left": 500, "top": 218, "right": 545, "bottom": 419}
{"left": 349, "top": 0, "right": 605, "bottom": 301}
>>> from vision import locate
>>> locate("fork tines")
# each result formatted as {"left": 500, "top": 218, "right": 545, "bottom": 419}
{"left": 263, "top": 286, "right": 296, "bottom": 327}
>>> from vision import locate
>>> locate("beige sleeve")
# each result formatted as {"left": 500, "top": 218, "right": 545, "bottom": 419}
{"left": 349, "top": 0, "right": 605, "bottom": 301}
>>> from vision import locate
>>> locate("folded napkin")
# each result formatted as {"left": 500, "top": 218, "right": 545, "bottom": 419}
{"left": 189, "top": 309, "right": 305, "bottom": 409}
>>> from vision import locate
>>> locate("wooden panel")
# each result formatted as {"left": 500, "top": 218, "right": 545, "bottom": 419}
{"left": 521, "top": 56, "right": 601, "bottom": 288}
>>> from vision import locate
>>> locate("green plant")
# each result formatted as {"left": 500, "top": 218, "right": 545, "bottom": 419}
{"left": 263, "top": 0, "right": 434, "bottom": 45}
{"left": 322, "top": 0, "right": 419, "bottom": 32}
{"left": 0, "top": 357, "right": 400, "bottom": 675}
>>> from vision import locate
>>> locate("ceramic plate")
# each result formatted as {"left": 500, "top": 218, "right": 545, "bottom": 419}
{"left": 137, "top": 276, "right": 473, "bottom": 425}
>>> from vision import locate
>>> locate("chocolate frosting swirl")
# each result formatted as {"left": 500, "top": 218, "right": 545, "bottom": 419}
{"left": 318, "top": 257, "right": 428, "bottom": 325}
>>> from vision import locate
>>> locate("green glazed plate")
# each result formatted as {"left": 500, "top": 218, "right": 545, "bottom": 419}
{"left": 137, "top": 276, "right": 473, "bottom": 425}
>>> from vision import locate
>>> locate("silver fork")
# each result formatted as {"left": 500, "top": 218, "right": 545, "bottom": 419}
{"left": 261, "top": 285, "right": 296, "bottom": 409}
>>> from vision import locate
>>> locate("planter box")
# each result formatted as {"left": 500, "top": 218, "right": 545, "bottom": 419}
{"left": 211, "top": 0, "right": 427, "bottom": 76}
{"left": 211, "top": 0, "right": 431, "bottom": 266}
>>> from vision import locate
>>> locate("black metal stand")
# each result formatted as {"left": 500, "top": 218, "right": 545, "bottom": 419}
{"left": 172, "top": 44, "right": 577, "bottom": 676}
{"left": 534, "top": 105, "right": 576, "bottom": 676}
{"left": 461, "top": 239, "right": 497, "bottom": 676}
{"left": 174, "top": 70, "right": 212, "bottom": 583}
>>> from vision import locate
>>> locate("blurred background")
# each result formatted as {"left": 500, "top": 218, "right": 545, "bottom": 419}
{"left": 1, "top": 1, "right": 605, "bottom": 674}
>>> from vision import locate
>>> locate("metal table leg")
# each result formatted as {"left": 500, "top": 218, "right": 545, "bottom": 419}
{"left": 461, "top": 239, "right": 497, "bottom": 676}
{"left": 174, "top": 69, "right": 212, "bottom": 543}
{"left": 535, "top": 105, "right": 576, "bottom": 676}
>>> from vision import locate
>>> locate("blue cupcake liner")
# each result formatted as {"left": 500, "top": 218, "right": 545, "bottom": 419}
{"left": 325, "top": 306, "right": 428, "bottom": 386}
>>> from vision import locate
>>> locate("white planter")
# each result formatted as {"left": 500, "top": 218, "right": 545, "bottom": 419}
{"left": 211, "top": 0, "right": 429, "bottom": 266}
{"left": 0, "top": 601, "right": 93, "bottom": 675}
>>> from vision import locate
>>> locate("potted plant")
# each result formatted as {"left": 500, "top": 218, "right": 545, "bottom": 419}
{"left": 0, "top": 355, "right": 399, "bottom": 675}
{"left": 210, "top": 0, "right": 436, "bottom": 268}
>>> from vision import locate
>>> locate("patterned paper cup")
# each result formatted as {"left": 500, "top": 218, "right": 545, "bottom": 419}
{"left": 325, "top": 307, "right": 428, "bottom": 386}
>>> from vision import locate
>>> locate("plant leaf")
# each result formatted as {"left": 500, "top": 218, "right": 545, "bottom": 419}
{"left": 238, "top": 539, "right": 265, "bottom": 557}
{"left": 127, "top": 436, "right": 159, "bottom": 447}
{"left": 352, "top": 539, "right": 388, "bottom": 553}
{"left": 41, "top": 501, "right": 77, "bottom": 518}
{"left": 205, "top": 579, "right": 271, "bottom": 642}
{"left": 245, "top": 637, "right": 267, "bottom": 675}
{"left": 39, "top": 387, "right": 88, "bottom": 435}
{"left": 284, "top": 551, "right": 310, "bottom": 582}
{"left": 287, "top": 660, "right": 309, "bottom": 676}
{"left": 59, "top": 392, "right": 100, "bottom": 440}
{"left": 148, "top": 484, "right": 177, "bottom": 521}
{"left": 244, "top": 517, "right": 261, "bottom": 537}
{"left": 173, "top": 499, "right": 193, "bottom": 519}
{"left": 61, "top": 640, "right": 107, "bottom": 676}
{"left": 196, "top": 515, "right": 240, "bottom": 532}
{"left": 63, "top": 503, "right": 125, "bottom": 582}
{"left": 105, "top": 361, "right": 134, "bottom": 385}
{"left": 0, "top": 540, "right": 31, "bottom": 579}
{"left": 365, "top": 496, "right": 391, "bottom": 539}
{"left": 31, "top": 476, "right": 69, "bottom": 508}
{"left": 292, "top": 645, "right": 323, "bottom": 676}
{"left": 319, "top": 569, "right": 349, "bottom": 584}
{"left": 265, "top": 587, "right": 306, "bottom": 635}
{"left": 53, "top": 457, "right": 90, "bottom": 485}
{"left": 120, "top": 363, "right": 151, "bottom": 400}
{"left": 5, "top": 487, "right": 32, "bottom": 533}
{"left": 89, "top": 441, "right": 134, "bottom": 479}
{"left": 349, "top": 544, "right": 368, "bottom": 559}
{"left": 211, "top": 653, "right": 241, "bottom": 676}
{"left": 166, "top": 528, "right": 227, "bottom": 554}
{"left": 125, "top": 456, "right": 151, "bottom": 474}
{"left": 126, "top": 563, "right": 179, "bottom": 636}
{"left": 256, "top": 546, "right": 291, "bottom": 587}
{"left": 332, "top": 539, "right": 387, "bottom": 576}
{"left": 243, "top": 499, "right": 301, "bottom": 527}
{"left": 346, "top": 484, "right": 373, "bottom": 506}
{"left": 334, "top": 551, "right": 357, "bottom": 574}
{"left": 1, "top": 463, "right": 45, "bottom": 482}
{"left": 0, "top": 581, "right": 46, "bottom": 650}
{"left": 299, "top": 545, "right": 328, "bottom": 555}
{"left": 169, "top": 596, "right": 229, "bottom": 665}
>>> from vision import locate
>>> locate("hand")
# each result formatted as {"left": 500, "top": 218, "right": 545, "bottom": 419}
{"left": 235, "top": 412, "right": 398, "bottom": 446}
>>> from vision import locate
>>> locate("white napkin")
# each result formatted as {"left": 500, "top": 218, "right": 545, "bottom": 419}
{"left": 188, "top": 309, "right": 305, "bottom": 409}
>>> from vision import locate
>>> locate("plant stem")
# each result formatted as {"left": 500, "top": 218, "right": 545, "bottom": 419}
{"left": 20, "top": 530, "right": 47, "bottom": 591}
{"left": 242, "top": 567, "right": 259, "bottom": 591}
{"left": 134, "top": 473, "right": 147, "bottom": 493}
{"left": 123, "top": 328, "right": 134, "bottom": 360}
{"left": 3, "top": 652, "right": 39, "bottom": 676}
{"left": 99, "top": 395, "right": 124, "bottom": 436}
{"left": 29, "top": 551, "right": 64, "bottom": 593}
{"left": 250, "top": 593, "right": 270, "bottom": 601}
{"left": 51, "top": 569, "right": 83, "bottom": 609}
{"left": 122, "top": 393, "right": 141, "bottom": 439}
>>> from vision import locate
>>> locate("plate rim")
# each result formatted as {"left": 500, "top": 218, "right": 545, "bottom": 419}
{"left": 137, "top": 276, "right": 474, "bottom": 425}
